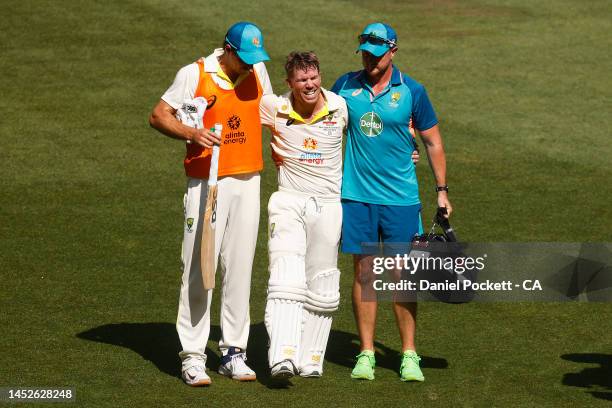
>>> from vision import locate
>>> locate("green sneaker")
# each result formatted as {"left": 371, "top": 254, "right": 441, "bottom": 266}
{"left": 351, "top": 350, "right": 375, "bottom": 380}
{"left": 400, "top": 350, "right": 425, "bottom": 382}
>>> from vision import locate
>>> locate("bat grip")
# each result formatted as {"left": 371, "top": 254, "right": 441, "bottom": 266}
{"left": 208, "top": 123, "right": 222, "bottom": 186}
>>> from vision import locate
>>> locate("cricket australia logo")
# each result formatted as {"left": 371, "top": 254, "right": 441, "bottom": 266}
{"left": 303, "top": 137, "right": 318, "bottom": 150}
{"left": 359, "top": 111, "right": 383, "bottom": 137}
{"left": 389, "top": 92, "right": 401, "bottom": 108}
{"left": 227, "top": 115, "right": 241, "bottom": 130}
{"left": 186, "top": 217, "right": 194, "bottom": 232}
{"left": 300, "top": 137, "right": 323, "bottom": 164}
{"left": 270, "top": 222, "right": 276, "bottom": 239}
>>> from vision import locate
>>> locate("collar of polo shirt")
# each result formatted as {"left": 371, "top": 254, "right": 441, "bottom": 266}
{"left": 284, "top": 89, "right": 341, "bottom": 124}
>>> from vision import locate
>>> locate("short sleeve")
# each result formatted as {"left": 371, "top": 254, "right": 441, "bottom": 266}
{"left": 161, "top": 63, "right": 199, "bottom": 109}
{"left": 410, "top": 84, "right": 438, "bottom": 132}
{"left": 338, "top": 97, "right": 349, "bottom": 130}
{"left": 259, "top": 94, "right": 278, "bottom": 128}
{"left": 254, "top": 62, "right": 274, "bottom": 96}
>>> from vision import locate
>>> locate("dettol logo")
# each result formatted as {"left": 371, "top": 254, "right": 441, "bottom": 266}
{"left": 359, "top": 111, "right": 383, "bottom": 137}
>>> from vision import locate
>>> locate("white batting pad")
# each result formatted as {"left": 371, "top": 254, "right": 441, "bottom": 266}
{"left": 298, "top": 310, "right": 333, "bottom": 374}
{"left": 304, "top": 268, "right": 340, "bottom": 313}
{"left": 298, "top": 268, "right": 340, "bottom": 374}
{"left": 265, "top": 255, "right": 308, "bottom": 367}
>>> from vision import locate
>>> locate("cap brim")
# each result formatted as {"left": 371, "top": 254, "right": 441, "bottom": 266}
{"left": 356, "top": 43, "right": 389, "bottom": 57}
{"left": 236, "top": 48, "right": 270, "bottom": 65}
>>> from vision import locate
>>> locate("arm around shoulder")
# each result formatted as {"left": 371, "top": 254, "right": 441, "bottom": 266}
{"left": 259, "top": 94, "right": 280, "bottom": 128}
{"left": 330, "top": 74, "right": 347, "bottom": 94}
{"left": 254, "top": 62, "right": 273, "bottom": 95}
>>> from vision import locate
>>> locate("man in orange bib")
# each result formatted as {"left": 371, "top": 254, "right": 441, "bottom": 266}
{"left": 149, "top": 22, "right": 273, "bottom": 386}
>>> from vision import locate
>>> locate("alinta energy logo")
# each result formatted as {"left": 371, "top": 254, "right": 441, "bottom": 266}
{"left": 225, "top": 115, "right": 246, "bottom": 145}
{"left": 227, "top": 115, "right": 241, "bottom": 130}
{"left": 359, "top": 111, "right": 383, "bottom": 137}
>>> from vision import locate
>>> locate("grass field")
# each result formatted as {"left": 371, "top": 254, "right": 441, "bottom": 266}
{"left": 1, "top": 0, "right": 611, "bottom": 406}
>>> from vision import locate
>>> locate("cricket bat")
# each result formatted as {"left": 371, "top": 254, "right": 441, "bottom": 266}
{"left": 200, "top": 123, "right": 222, "bottom": 290}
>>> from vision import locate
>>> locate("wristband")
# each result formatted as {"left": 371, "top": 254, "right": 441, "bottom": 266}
{"left": 436, "top": 185, "right": 449, "bottom": 193}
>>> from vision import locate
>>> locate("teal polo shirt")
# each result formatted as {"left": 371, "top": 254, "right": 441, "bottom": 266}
{"left": 331, "top": 66, "right": 438, "bottom": 206}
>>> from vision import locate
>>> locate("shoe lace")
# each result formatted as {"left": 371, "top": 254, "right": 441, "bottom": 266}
{"left": 401, "top": 352, "right": 421, "bottom": 369}
{"left": 229, "top": 352, "right": 248, "bottom": 370}
{"left": 356, "top": 352, "right": 374, "bottom": 367}
{"left": 184, "top": 356, "right": 206, "bottom": 372}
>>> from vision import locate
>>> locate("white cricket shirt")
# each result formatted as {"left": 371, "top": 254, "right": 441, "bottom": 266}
{"left": 260, "top": 88, "right": 347, "bottom": 196}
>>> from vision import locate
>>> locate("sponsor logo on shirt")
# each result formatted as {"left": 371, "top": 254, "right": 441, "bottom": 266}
{"left": 224, "top": 115, "right": 247, "bottom": 144}
{"left": 320, "top": 112, "right": 342, "bottom": 136}
{"left": 299, "top": 152, "right": 324, "bottom": 165}
{"left": 227, "top": 115, "right": 241, "bottom": 130}
{"left": 323, "top": 113, "right": 337, "bottom": 126}
{"left": 352, "top": 88, "right": 363, "bottom": 97}
{"left": 359, "top": 111, "right": 384, "bottom": 137}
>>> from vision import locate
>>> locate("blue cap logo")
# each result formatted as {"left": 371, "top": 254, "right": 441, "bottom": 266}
{"left": 356, "top": 23, "right": 397, "bottom": 57}
{"left": 225, "top": 22, "right": 270, "bottom": 65}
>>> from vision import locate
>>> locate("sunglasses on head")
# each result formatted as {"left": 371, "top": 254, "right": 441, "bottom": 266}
{"left": 358, "top": 33, "right": 396, "bottom": 47}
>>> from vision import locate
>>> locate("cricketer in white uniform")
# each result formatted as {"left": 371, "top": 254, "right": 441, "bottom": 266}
{"left": 259, "top": 52, "right": 348, "bottom": 379}
{"left": 149, "top": 22, "right": 273, "bottom": 386}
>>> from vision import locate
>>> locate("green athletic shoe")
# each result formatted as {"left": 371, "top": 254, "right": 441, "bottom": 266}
{"left": 400, "top": 350, "right": 425, "bottom": 382}
{"left": 351, "top": 350, "right": 375, "bottom": 380}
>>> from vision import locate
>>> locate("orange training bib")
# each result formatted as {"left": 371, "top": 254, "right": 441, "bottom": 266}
{"left": 184, "top": 59, "right": 264, "bottom": 179}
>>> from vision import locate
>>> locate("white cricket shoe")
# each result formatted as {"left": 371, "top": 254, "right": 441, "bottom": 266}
{"left": 218, "top": 347, "right": 256, "bottom": 381}
{"left": 299, "top": 365, "right": 322, "bottom": 378}
{"left": 270, "top": 359, "right": 297, "bottom": 380}
{"left": 182, "top": 360, "right": 211, "bottom": 386}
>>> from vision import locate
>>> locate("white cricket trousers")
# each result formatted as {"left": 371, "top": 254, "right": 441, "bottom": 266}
{"left": 266, "top": 188, "right": 342, "bottom": 370}
{"left": 267, "top": 188, "right": 342, "bottom": 270}
{"left": 176, "top": 172, "right": 260, "bottom": 365}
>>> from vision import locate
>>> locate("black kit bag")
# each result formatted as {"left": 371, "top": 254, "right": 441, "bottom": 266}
{"left": 408, "top": 208, "right": 477, "bottom": 303}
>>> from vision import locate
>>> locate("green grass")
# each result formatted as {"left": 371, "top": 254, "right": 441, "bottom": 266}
{"left": 1, "top": 0, "right": 611, "bottom": 406}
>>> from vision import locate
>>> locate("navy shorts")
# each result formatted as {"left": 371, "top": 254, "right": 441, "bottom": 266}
{"left": 341, "top": 200, "right": 423, "bottom": 254}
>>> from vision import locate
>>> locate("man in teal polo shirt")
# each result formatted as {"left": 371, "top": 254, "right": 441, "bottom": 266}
{"left": 332, "top": 22, "right": 452, "bottom": 382}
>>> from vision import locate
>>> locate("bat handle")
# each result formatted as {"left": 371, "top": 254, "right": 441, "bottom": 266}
{"left": 208, "top": 123, "right": 222, "bottom": 185}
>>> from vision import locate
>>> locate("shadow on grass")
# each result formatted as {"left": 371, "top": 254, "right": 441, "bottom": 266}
{"left": 561, "top": 353, "right": 612, "bottom": 401}
{"left": 76, "top": 322, "right": 448, "bottom": 388}
{"left": 74, "top": 321, "right": 291, "bottom": 388}
{"left": 77, "top": 322, "right": 186, "bottom": 379}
